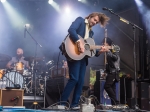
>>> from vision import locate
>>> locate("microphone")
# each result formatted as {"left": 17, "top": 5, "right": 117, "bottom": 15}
{"left": 10, "top": 96, "right": 20, "bottom": 101}
{"left": 24, "top": 25, "right": 26, "bottom": 38}
{"left": 102, "top": 7, "right": 112, "bottom": 11}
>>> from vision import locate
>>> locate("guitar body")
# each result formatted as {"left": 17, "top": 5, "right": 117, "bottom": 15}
{"left": 64, "top": 35, "right": 96, "bottom": 60}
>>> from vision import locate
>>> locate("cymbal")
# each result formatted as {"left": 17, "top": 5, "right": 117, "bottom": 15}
{"left": 0, "top": 53, "right": 11, "bottom": 62}
{"left": 24, "top": 56, "right": 44, "bottom": 61}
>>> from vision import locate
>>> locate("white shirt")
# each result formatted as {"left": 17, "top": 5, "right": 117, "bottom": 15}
{"left": 84, "top": 19, "right": 91, "bottom": 39}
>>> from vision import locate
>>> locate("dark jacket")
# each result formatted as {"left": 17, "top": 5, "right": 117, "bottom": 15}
{"left": 68, "top": 17, "right": 94, "bottom": 43}
{"left": 106, "top": 50, "right": 120, "bottom": 81}
{"left": 62, "top": 17, "right": 99, "bottom": 65}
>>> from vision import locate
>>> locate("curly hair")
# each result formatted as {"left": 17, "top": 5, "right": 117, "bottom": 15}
{"left": 85, "top": 12, "right": 110, "bottom": 27}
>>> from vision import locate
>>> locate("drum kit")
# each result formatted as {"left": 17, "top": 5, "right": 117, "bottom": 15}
{"left": 0, "top": 53, "right": 53, "bottom": 96}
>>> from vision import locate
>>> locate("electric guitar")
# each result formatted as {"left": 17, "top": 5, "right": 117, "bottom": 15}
{"left": 64, "top": 35, "right": 120, "bottom": 60}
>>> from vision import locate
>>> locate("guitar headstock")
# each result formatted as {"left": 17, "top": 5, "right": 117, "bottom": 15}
{"left": 112, "top": 45, "right": 120, "bottom": 52}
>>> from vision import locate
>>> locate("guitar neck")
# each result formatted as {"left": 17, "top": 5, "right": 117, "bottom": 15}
{"left": 90, "top": 45, "right": 112, "bottom": 50}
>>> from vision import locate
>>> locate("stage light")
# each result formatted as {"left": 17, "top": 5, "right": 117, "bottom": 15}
{"left": 78, "top": 0, "right": 87, "bottom": 4}
{"left": 48, "top": 0, "right": 53, "bottom": 4}
{"left": 135, "top": 0, "right": 150, "bottom": 37}
{"left": 135, "top": 0, "right": 143, "bottom": 6}
{"left": 25, "top": 24, "right": 30, "bottom": 28}
{"left": 65, "top": 6, "right": 71, "bottom": 13}
{"left": 2, "top": 0, "right": 25, "bottom": 28}
{"left": 1, "top": 0, "right": 6, "bottom": 3}
{"left": 48, "top": 0, "right": 60, "bottom": 12}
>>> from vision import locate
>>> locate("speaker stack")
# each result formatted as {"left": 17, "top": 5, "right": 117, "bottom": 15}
{"left": 138, "top": 82, "right": 149, "bottom": 110}
{"left": 94, "top": 70, "right": 120, "bottom": 105}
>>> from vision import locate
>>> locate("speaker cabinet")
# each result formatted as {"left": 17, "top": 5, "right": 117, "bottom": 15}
{"left": 127, "top": 98, "right": 149, "bottom": 110}
{"left": 127, "top": 98, "right": 135, "bottom": 109}
{"left": 138, "top": 98, "right": 149, "bottom": 110}
{"left": 149, "top": 85, "right": 150, "bottom": 99}
{"left": 138, "top": 82, "right": 149, "bottom": 98}
{"left": 45, "top": 77, "right": 72, "bottom": 107}
{"left": 0, "top": 89, "right": 24, "bottom": 106}
{"left": 94, "top": 79, "right": 120, "bottom": 105}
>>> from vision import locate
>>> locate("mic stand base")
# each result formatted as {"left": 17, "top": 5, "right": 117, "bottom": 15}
{"left": 133, "top": 104, "right": 140, "bottom": 111}
{"left": 30, "top": 101, "right": 42, "bottom": 109}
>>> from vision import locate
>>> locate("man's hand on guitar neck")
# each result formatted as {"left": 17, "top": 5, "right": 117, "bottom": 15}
{"left": 98, "top": 45, "right": 109, "bottom": 55}
{"left": 76, "top": 40, "right": 85, "bottom": 53}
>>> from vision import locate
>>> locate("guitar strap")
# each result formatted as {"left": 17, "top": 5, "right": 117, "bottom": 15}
{"left": 59, "top": 34, "right": 69, "bottom": 55}
{"left": 59, "top": 34, "right": 73, "bottom": 61}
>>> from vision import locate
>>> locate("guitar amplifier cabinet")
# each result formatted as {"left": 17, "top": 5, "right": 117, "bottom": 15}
{"left": 45, "top": 77, "right": 73, "bottom": 107}
{"left": 0, "top": 89, "right": 24, "bottom": 106}
{"left": 94, "top": 79, "right": 120, "bottom": 104}
{"left": 51, "top": 68, "right": 69, "bottom": 78}
{"left": 138, "top": 98, "right": 149, "bottom": 110}
{"left": 138, "top": 82, "right": 149, "bottom": 98}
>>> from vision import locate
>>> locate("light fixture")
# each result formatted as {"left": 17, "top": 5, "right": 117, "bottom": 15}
{"left": 48, "top": 0, "right": 53, "bottom": 4}
{"left": 1, "top": 0, "right": 6, "bottom": 3}
{"left": 65, "top": 6, "right": 71, "bottom": 13}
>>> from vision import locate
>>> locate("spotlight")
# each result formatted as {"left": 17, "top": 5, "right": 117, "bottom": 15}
{"left": 48, "top": 0, "right": 53, "bottom": 4}
{"left": 25, "top": 24, "right": 30, "bottom": 28}
{"left": 78, "top": 0, "right": 81, "bottom": 1}
{"left": 135, "top": 0, "right": 143, "bottom": 6}
{"left": 1, "top": 0, "right": 6, "bottom": 3}
{"left": 65, "top": 6, "right": 71, "bottom": 13}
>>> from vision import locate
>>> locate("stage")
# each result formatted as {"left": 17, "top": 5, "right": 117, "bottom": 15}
{"left": 0, "top": 107, "right": 136, "bottom": 112}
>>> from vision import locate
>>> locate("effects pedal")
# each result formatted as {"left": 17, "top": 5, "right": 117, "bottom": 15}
{"left": 47, "top": 105, "right": 66, "bottom": 110}
{"left": 81, "top": 98, "right": 95, "bottom": 112}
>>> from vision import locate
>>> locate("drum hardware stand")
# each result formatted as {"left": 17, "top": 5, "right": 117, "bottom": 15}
{"left": 23, "top": 77, "right": 33, "bottom": 94}
{"left": 24, "top": 25, "right": 42, "bottom": 109}
{"left": 43, "top": 74, "right": 47, "bottom": 108}
{"left": 104, "top": 8, "right": 143, "bottom": 110}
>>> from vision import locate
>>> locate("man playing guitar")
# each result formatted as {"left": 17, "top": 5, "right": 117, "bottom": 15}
{"left": 60, "top": 12, "right": 110, "bottom": 109}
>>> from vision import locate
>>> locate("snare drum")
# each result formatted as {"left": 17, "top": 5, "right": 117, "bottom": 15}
{"left": 2, "top": 71, "right": 24, "bottom": 88}
{"left": 0, "top": 69, "right": 5, "bottom": 79}
{"left": 15, "top": 62, "right": 24, "bottom": 74}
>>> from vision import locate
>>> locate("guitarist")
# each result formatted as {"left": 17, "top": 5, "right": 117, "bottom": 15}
{"left": 103, "top": 37, "right": 120, "bottom": 105}
{"left": 60, "top": 12, "right": 110, "bottom": 109}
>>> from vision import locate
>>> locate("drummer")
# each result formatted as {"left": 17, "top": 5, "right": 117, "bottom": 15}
{"left": 6, "top": 48, "right": 30, "bottom": 70}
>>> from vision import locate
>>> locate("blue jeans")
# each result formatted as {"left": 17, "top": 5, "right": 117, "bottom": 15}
{"left": 60, "top": 58, "right": 86, "bottom": 107}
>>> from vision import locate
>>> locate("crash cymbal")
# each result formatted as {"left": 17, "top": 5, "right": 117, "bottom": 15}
{"left": 24, "top": 56, "right": 44, "bottom": 61}
{"left": 0, "top": 53, "right": 11, "bottom": 62}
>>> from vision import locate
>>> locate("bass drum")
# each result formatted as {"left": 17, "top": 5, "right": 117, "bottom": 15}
{"left": 2, "top": 71, "right": 24, "bottom": 88}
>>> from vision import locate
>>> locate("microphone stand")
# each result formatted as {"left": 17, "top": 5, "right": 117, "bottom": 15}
{"left": 104, "top": 8, "right": 143, "bottom": 110}
{"left": 25, "top": 27, "right": 42, "bottom": 109}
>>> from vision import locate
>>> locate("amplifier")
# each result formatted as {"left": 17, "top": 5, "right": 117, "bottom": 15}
{"left": 51, "top": 68, "right": 69, "bottom": 78}
{"left": 45, "top": 77, "right": 72, "bottom": 107}
{"left": 0, "top": 89, "right": 24, "bottom": 106}
{"left": 138, "top": 82, "right": 149, "bottom": 98}
{"left": 94, "top": 79, "right": 120, "bottom": 105}
{"left": 138, "top": 98, "right": 149, "bottom": 110}
{"left": 46, "top": 77, "right": 68, "bottom": 93}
